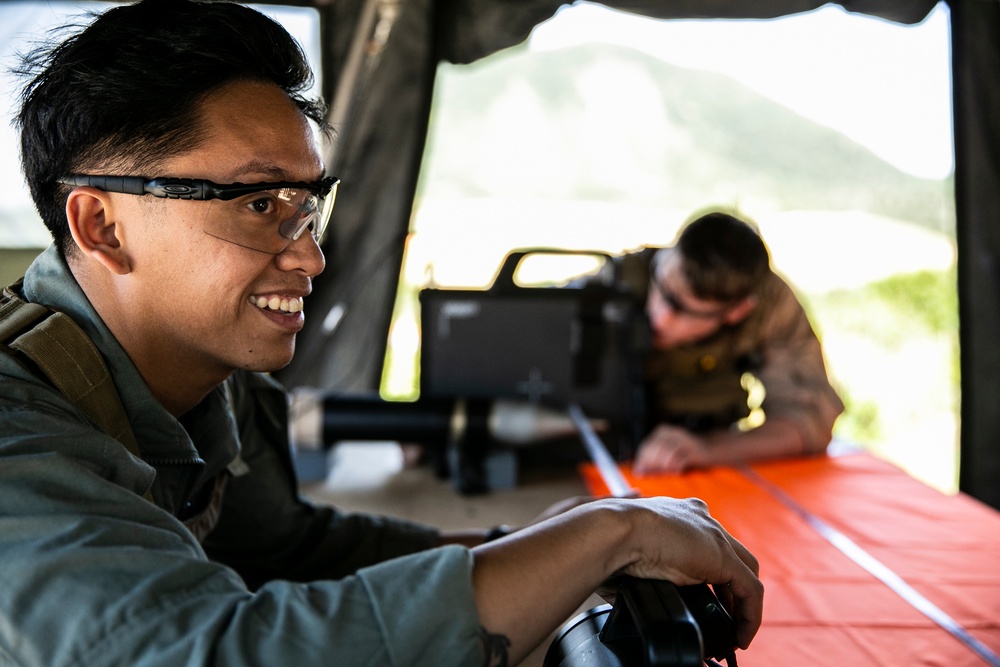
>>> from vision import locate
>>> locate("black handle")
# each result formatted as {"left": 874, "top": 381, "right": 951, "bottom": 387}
{"left": 601, "top": 578, "right": 738, "bottom": 666}
{"left": 543, "top": 577, "right": 738, "bottom": 667}
{"left": 489, "top": 247, "right": 615, "bottom": 293}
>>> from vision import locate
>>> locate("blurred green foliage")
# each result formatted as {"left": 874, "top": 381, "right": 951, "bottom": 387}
{"left": 810, "top": 267, "right": 957, "bottom": 341}
{"left": 804, "top": 266, "right": 959, "bottom": 455}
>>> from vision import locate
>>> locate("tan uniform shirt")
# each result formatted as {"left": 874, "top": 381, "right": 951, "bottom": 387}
{"left": 620, "top": 249, "right": 844, "bottom": 454}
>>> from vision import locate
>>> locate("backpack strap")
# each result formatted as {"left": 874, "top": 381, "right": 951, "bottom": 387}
{"left": 1, "top": 280, "right": 153, "bottom": 502}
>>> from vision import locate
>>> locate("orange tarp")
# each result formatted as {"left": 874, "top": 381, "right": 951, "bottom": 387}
{"left": 579, "top": 453, "right": 1000, "bottom": 666}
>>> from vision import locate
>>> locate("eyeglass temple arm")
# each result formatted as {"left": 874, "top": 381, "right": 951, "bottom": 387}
{"left": 60, "top": 175, "right": 220, "bottom": 200}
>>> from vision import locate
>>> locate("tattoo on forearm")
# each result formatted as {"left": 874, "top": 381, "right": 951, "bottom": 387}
{"left": 479, "top": 626, "right": 511, "bottom": 667}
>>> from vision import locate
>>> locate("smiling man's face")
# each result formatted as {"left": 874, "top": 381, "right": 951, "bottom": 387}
{"left": 110, "top": 80, "right": 327, "bottom": 382}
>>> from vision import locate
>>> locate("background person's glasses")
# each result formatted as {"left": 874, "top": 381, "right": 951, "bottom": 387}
{"left": 60, "top": 174, "right": 340, "bottom": 254}
{"left": 648, "top": 262, "right": 733, "bottom": 320}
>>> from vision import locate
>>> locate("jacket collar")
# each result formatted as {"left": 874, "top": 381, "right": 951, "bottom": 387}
{"left": 21, "top": 246, "right": 235, "bottom": 467}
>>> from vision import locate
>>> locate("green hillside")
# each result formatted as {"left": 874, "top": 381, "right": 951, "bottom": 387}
{"left": 420, "top": 42, "right": 953, "bottom": 234}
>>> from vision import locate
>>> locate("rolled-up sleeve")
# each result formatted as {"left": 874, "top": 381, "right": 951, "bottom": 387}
{"left": 754, "top": 277, "right": 845, "bottom": 454}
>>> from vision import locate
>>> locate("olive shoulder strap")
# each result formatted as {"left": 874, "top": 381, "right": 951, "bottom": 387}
{"left": 1, "top": 280, "right": 152, "bottom": 501}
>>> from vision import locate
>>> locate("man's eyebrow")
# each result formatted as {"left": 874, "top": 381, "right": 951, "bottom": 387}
{"left": 227, "top": 160, "right": 324, "bottom": 182}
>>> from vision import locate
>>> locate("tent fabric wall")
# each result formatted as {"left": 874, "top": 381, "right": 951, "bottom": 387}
{"left": 951, "top": 0, "right": 1000, "bottom": 510}
{"left": 279, "top": 0, "right": 440, "bottom": 391}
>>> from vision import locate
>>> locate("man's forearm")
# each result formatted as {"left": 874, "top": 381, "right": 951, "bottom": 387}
{"left": 470, "top": 502, "right": 633, "bottom": 665}
{"left": 470, "top": 495, "right": 764, "bottom": 665}
{"left": 701, "top": 417, "right": 808, "bottom": 465}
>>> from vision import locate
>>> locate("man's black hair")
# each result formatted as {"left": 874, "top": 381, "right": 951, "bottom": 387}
{"left": 675, "top": 211, "right": 770, "bottom": 302}
{"left": 14, "top": 0, "right": 328, "bottom": 257}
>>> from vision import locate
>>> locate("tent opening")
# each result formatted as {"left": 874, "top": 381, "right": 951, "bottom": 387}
{"left": 383, "top": 1, "right": 958, "bottom": 492}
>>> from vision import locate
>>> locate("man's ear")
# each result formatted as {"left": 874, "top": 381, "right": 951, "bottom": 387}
{"left": 724, "top": 295, "right": 757, "bottom": 325}
{"left": 65, "top": 188, "right": 131, "bottom": 275}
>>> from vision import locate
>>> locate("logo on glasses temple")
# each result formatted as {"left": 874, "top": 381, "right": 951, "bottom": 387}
{"left": 162, "top": 182, "right": 201, "bottom": 197}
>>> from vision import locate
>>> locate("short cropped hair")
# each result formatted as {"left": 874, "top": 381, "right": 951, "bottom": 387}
{"left": 674, "top": 211, "right": 770, "bottom": 302}
{"left": 15, "top": 0, "right": 328, "bottom": 257}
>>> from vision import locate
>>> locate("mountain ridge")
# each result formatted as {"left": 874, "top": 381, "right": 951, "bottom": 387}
{"left": 420, "top": 41, "right": 953, "bottom": 234}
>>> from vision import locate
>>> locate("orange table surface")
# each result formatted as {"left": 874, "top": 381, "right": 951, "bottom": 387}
{"left": 579, "top": 452, "right": 1000, "bottom": 666}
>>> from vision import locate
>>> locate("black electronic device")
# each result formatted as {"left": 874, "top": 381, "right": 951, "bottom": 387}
{"left": 419, "top": 248, "right": 646, "bottom": 458}
{"left": 544, "top": 577, "right": 739, "bottom": 667}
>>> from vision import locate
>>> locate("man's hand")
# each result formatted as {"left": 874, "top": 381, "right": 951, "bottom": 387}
{"left": 471, "top": 495, "right": 764, "bottom": 661}
{"left": 613, "top": 496, "right": 762, "bottom": 650}
{"left": 634, "top": 424, "right": 709, "bottom": 474}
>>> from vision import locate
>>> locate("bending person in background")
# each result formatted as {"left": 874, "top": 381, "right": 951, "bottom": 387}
{"left": 615, "top": 210, "right": 844, "bottom": 474}
{"left": 0, "top": 2, "right": 762, "bottom": 665}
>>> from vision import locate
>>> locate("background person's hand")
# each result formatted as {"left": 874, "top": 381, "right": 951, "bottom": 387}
{"left": 634, "top": 424, "right": 710, "bottom": 474}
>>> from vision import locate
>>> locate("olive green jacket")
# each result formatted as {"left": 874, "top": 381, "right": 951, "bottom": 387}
{"left": 0, "top": 246, "right": 482, "bottom": 666}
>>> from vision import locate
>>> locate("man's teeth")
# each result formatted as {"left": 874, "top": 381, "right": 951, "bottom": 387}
{"left": 250, "top": 295, "right": 303, "bottom": 313}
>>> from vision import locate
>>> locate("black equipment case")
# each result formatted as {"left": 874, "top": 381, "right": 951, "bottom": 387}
{"left": 419, "top": 248, "right": 646, "bottom": 457}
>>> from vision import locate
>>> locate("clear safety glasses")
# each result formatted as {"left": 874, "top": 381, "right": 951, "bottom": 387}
{"left": 60, "top": 174, "right": 340, "bottom": 255}
{"left": 648, "top": 258, "right": 735, "bottom": 320}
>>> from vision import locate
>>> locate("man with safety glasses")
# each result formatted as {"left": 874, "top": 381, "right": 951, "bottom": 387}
{"left": 0, "top": 1, "right": 761, "bottom": 666}
{"left": 617, "top": 211, "right": 844, "bottom": 474}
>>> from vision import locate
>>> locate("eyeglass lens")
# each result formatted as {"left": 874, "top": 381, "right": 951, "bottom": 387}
{"left": 649, "top": 265, "right": 729, "bottom": 320}
{"left": 201, "top": 182, "right": 337, "bottom": 254}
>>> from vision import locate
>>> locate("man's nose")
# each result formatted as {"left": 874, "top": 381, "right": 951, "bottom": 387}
{"left": 648, "top": 303, "right": 674, "bottom": 332}
{"left": 276, "top": 231, "right": 326, "bottom": 277}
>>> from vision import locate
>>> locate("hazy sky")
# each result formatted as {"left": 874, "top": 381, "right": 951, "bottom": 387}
{"left": 530, "top": 3, "right": 953, "bottom": 180}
